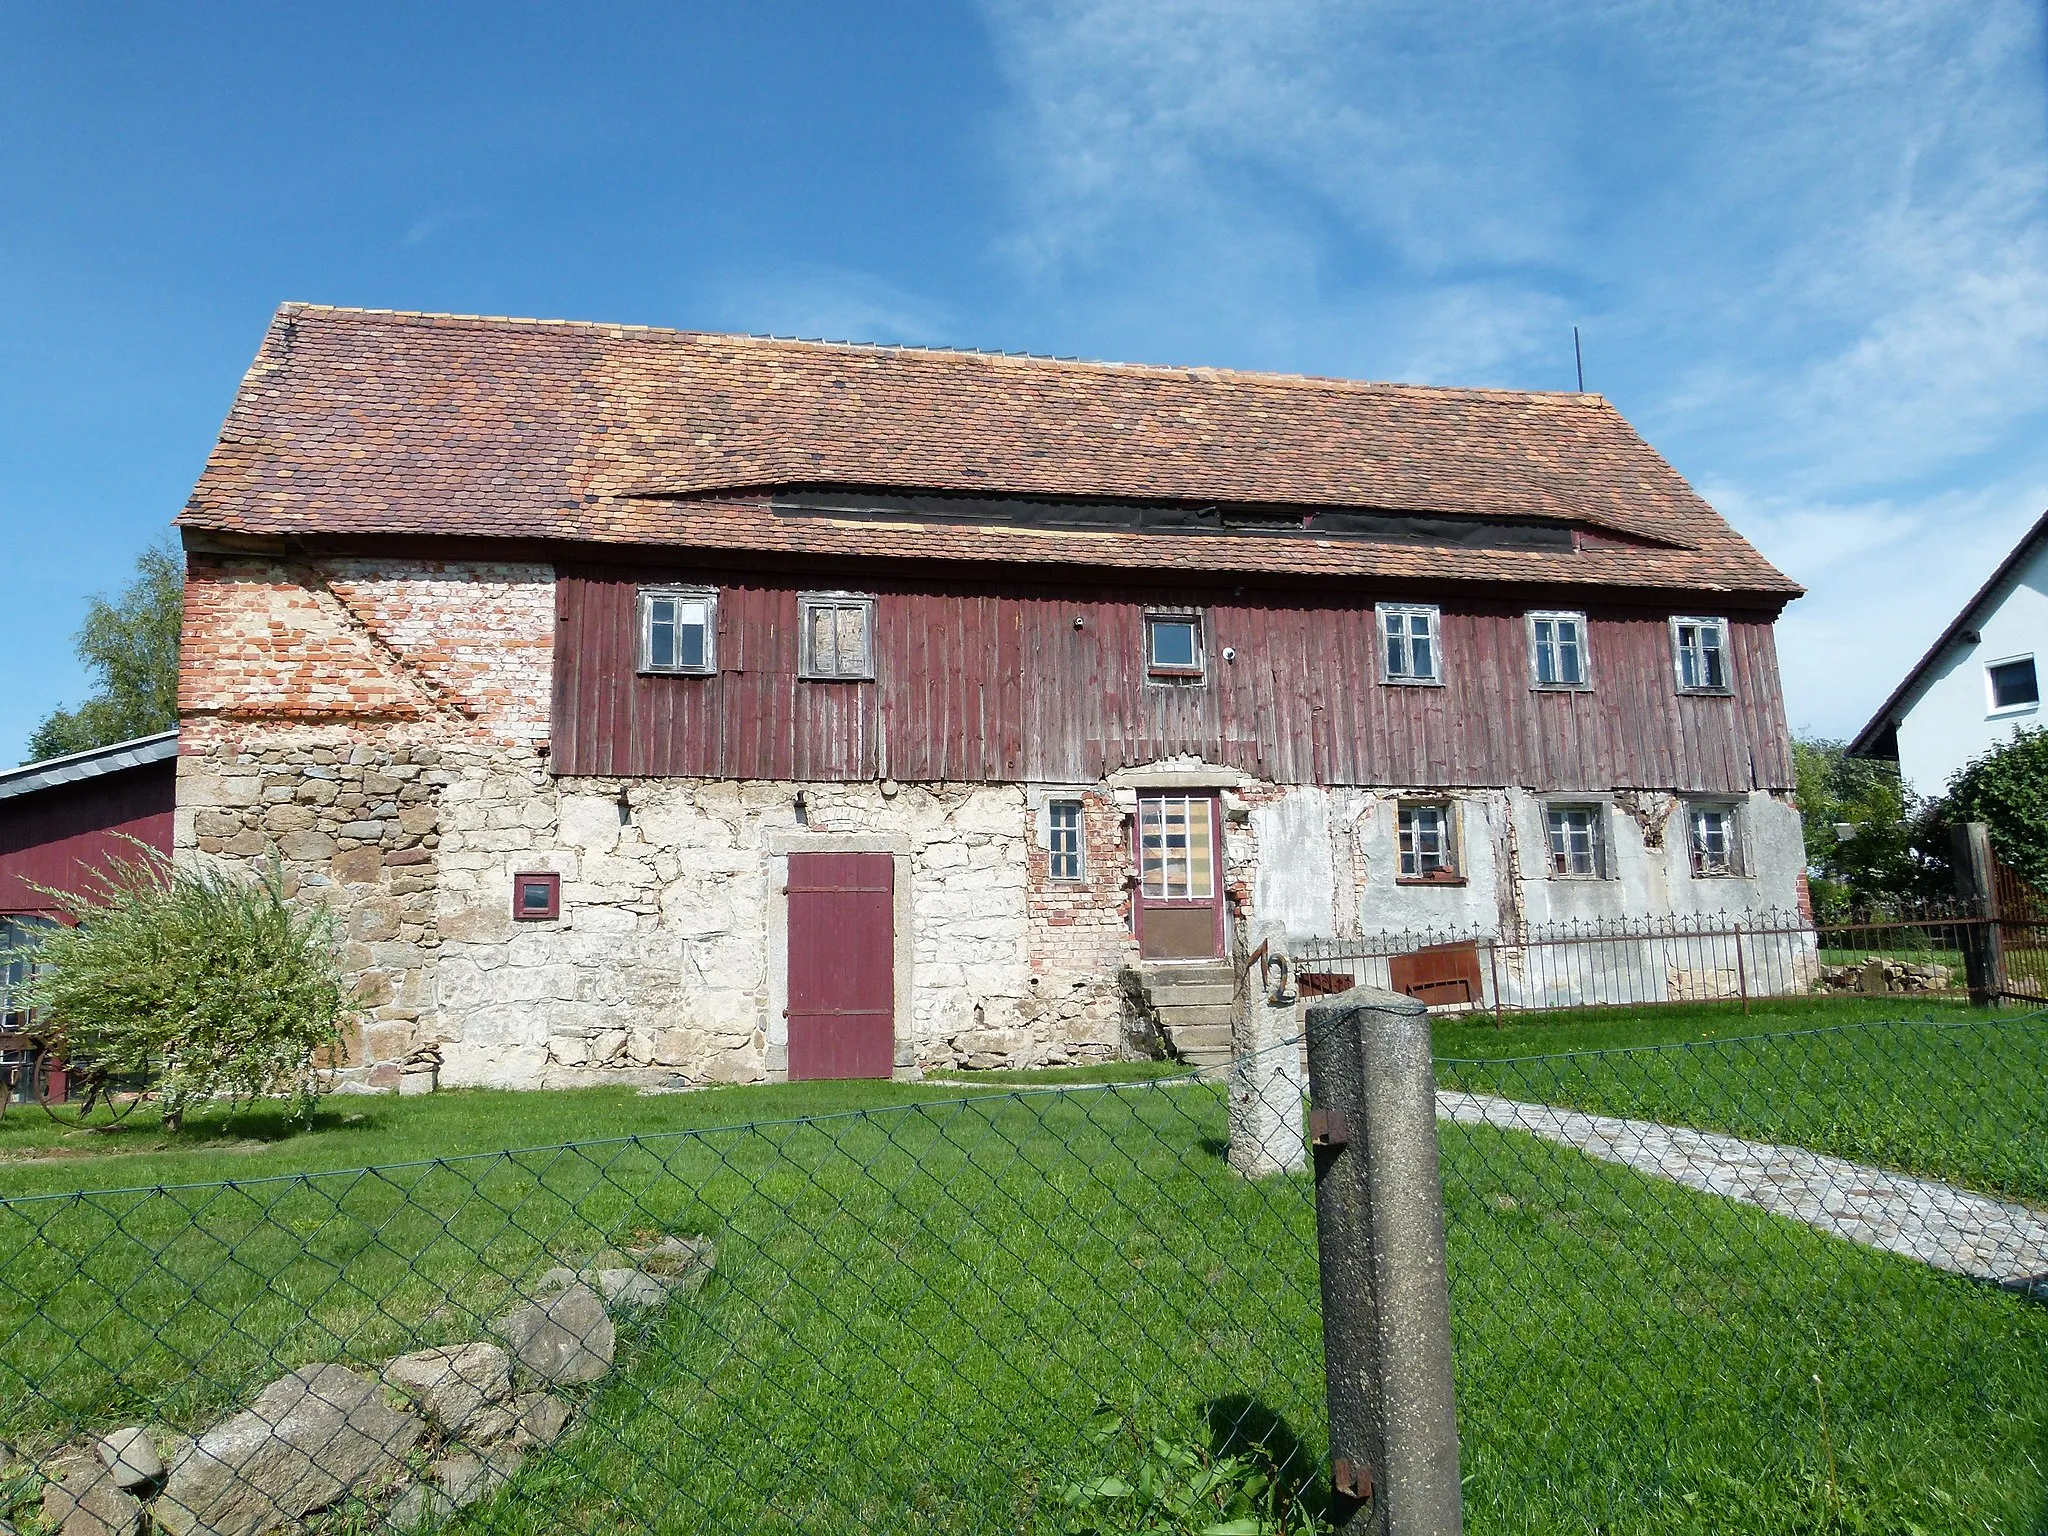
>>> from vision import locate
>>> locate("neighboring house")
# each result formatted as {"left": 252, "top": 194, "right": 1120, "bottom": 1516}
{"left": 1850, "top": 508, "right": 2048, "bottom": 797}
{"left": 174, "top": 304, "right": 1805, "bottom": 1090}
{"left": 0, "top": 730, "right": 179, "bottom": 1035}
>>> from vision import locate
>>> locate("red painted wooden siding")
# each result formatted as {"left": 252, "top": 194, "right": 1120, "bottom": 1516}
{"left": 785, "top": 852, "right": 895, "bottom": 1081}
{"left": 0, "top": 761, "right": 176, "bottom": 916}
{"left": 554, "top": 569, "right": 1793, "bottom": 793}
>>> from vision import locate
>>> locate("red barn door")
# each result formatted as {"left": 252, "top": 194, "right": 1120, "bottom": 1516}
{"left": 786, "top": 853, "right": 896, "bottom": 1080}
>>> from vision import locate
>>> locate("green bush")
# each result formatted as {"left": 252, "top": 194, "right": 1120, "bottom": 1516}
{"left": 20, "top": 851, "right": 354, "bottom": 1126}
{"left": 1940, "top": 725, "right": 2048, "bottom": 890}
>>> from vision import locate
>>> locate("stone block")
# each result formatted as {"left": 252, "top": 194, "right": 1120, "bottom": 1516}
{"left": 155, "top": 1365, "right": 422, "bottom": 1536}
{"left": 352, "top": 900, "right": 403, "bottom": 943}
{"left": 494, "top": 1285, "right": 615, "bottom": 1386}
{"left": 277, "top": 830, "right": 337, "bottom": 862}
{"left": 95, "top": 1428, "right": 163, "bottom": 1490}
{"left": 330, "top": 848, "right": 382, "bottom": 885}
{"left": 384, "top": 1343, "right": 512, "bottom": 1437}
{"left": 42, "top": 1457, "right": 144, "bottom": 1536}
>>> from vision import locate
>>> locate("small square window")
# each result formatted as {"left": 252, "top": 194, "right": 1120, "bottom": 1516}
{"left": 1673, "top": 616, "right": 1730, "bottom": 693}
{"left": 1048, "top": 800, "right": 1085, "bottom": 881}
{"left": 799, "top": 594, "right": 876, "bottom": 680}
{"left": 1530, "top": 612, "right": 1589, "bottom": 688}
{"left": 1397, "top": 802, "right": 1457, "bottom": 880}
{"left": 1988, "top": 656, "right": 2039, "bottom": 712}
{"left": 1545, "top": 805, "right": 1603, "bottom": 877}
{"left": 638, "top": 587, "right": 717, "bottom": 675}
{"left": 1686, "top": 806, "right": 1739, "bottom": 878}
{"left": 1379, "top": 605, "right": 1442, "bottom": 684}
{"left": 1145, "top": 613, "right": 1205, "bottom": 678}
{"left": 513, "top": 871, "right": 562, "bottom": 921}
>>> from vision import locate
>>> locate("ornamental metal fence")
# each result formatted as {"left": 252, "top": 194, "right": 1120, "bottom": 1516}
{"left": 1293, "top": 902, "right": 1989, "bottom": 1019}
{"left": 0, "top": 1010, "right": 2043, "bottom": 1534}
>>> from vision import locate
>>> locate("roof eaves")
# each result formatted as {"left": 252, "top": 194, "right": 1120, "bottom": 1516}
{"left": 1848, "top": 506, "right": 2048, "bottom": 758}
{"left": 0, "top": 730, "right": 180, "bottom": 801}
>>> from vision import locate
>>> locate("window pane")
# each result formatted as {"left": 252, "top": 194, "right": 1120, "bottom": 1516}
{"left": 1411, "top": 629, "right": 1434, "bottom": 679}
{"left": 1534, "top": 620, "right": 1556, "bottom": 684}
{"left": 1557, "top": 621, "right": 1583, "bottom": 684}
{"left": 671, "top": 601, "right": 707, "bottom": 670}
{"left": 1386, "top": 622, "right": 1406, "bottom": 678}
{"left": 1140, "top": 798, "right": 1167, "bottom": 897}
{"left": 1150, "top": 619, "right": 1198, "bottom": 669}
{"left": 1677, "top": 625, "right": 1700, "bottom": 688}
{"left": 836, "top": 605, "right": 870, "bottom": 676}
{"left": 648, "top": 599, "right": 676, "bottom": 670}
{"left": 1990, "top": 658, "right": 2039, "bottom": 708}
{"left": 1183, "top": 798, "right": 1213, "bottom": 898}
{"left": 1701, "top": 624, "right": 1725, "bottom": 689}
{"left": 808, "top": 605, "right": 837, "bottom": 675}
{"left": 1050, "top": 802, "right": 1082, "bottom": 880}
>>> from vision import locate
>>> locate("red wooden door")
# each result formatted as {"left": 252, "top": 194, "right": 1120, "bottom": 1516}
{"left": 787, "top": 853, "right": 896, "bottom": 1080}
{"left": 1133, "top": 794, "right": 1225, "bottom": 960}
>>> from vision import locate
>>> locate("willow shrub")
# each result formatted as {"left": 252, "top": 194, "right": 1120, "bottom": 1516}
{"left": 22, "top": 852, "right": 353, "bottom": 1127}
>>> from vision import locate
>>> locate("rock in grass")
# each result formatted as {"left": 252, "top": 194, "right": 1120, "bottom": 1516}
{"left": 511, "top": 1393, "right": 571, "bottom": 1447}
{"left": 41, "top": 1458, "right": 144, "bottom": 1536}
{"left": 590, "top": 1267, "right": 671, "bottom": 1310}
{"left": 384, "top": 1343, "right": 513, "bottom": 1436}
{"left": 494, "top": 1284, "right": 614, "bottom": 1386}
{"left": 629, "top": 1234, "right": 716, "bottom": 1292}
{"left": 384, "top": 1481, "right": 451, "bottom": 1532}
{"left": 433, "top": 1448, "right": 525, "bottom": 1509}
{"left": 95, "top": 1429, "right": 163, "bottom": 1490}
{"left": 155, "top": 1364, "right": 423, "bottom": 1536}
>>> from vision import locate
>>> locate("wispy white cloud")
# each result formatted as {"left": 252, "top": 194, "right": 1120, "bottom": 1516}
{"left": 978, "top": 0, "right": 2048, "bottom": 734}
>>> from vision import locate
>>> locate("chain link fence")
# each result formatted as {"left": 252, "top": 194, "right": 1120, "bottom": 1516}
{"left": 1, "top": 1011, "right": 2044, "bottom": 1533}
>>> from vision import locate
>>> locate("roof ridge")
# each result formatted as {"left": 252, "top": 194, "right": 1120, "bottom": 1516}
{"left": 272, "top": 302, "right": 1607, "bottom": 407}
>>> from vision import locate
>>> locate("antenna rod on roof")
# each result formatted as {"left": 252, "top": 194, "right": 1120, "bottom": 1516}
{"left": 1573, "top": 326, "right": 1585, "bottom": 393}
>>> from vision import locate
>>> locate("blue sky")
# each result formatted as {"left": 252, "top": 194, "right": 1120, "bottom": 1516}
{"left": 3, "top": 1, "right": 2044, "bottom": 768}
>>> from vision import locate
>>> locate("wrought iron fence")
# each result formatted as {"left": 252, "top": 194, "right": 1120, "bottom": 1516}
{"left": 1293, "top": 903, "right": 1990, "bottom": 1018}
{"left": 0, "top": 1012, "right": 2043, "bottom": 1533}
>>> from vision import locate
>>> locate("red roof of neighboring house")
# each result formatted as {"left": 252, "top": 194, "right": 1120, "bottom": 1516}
{"left": 179, "top": 304, "right": 1800, "bottom": 599}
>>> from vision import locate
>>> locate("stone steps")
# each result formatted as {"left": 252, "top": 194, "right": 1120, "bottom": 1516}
{"left": 1138, "top": 961, "right": 1238, "bottom": 1068}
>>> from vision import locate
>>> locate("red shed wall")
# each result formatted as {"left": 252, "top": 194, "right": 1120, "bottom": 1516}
{"left": 0, "top": 761, "right": 177, "bottom": 915}
{"left": 552, "top": 568, "right": 1792, "bottom": 793}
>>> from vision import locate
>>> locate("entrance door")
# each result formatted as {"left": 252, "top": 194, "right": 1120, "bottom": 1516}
{"left": 1133, "top": 794, "right": 1224, "bottom": 960}
{"left": 786, "top": 853, "right": 896, "bottom": 1080}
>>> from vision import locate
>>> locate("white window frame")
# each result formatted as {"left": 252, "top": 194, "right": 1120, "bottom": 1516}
{"left": 1396, "top": 800, "right": 1459, "bottom": 881}
{"left": 1379, "top": 603, "right": 1443, "bottom": 685}
{"left": 1671, "top": 616, "right": 1731, "bottom": 695}
{"left": 1138, "top": 794, "right": 1216, "bottom": 899}
{"left": 1984, "top": 653, "right": 2040, "bottom": 717}
{"left": 1528, "top": 610, "right": 1591, "bottom": 690}
{"left": 797, "top": 592, "right": 878, "bottom": 681}
{"left": 1143, "top": 610, "right": 1207, "bottom": 682}
{"left": 1685, "top": 802, "right": 1742, "bottom": 878}
{"left": 1543, "top": 803, "right": 1605, "bottom": 879}
{"left": 636, "top": 586, "right": 718, "bottom": 676}
{"left": 1047, "top": 799, "right": 1086, "bottom": 882}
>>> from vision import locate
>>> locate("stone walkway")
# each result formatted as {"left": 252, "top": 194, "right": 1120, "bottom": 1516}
{"left": 1438, "top": 1091, "right": 2048, "bottom": 1292}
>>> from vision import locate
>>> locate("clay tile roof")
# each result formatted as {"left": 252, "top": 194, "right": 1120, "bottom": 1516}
{"left": 179, "top": 304, "right": 1799, "bottom": 599}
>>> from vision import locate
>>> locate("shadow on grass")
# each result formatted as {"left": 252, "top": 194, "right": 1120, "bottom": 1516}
{"left": 1205, "top": 1394, "right": 1328, "bottom": 1518}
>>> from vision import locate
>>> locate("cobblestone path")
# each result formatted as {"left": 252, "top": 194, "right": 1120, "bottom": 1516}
{"left": 1439, "top": 1091, "right": 2048, "bottom": 1291}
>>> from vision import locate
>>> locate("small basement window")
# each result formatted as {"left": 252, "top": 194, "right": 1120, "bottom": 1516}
{"left": 513, "top": 871, "right": 562, "bottom": 921}
{"left": 1379, "top": 604, "right": 1442, "bottom": 683}
{"left": 1672, "top": 616, "right": 1730, "bottom": 693}
{"left": 1529, "top": 611, "right": 1589, "bottom": 688}
{"left": 1545, "top": 805, "right": 1603, "bottom": 877}
{"left": 1397, "top": 802, "right": 1458, "bottom": 881}
{"left": 799, "top": 594, "right": 877, "bottom": 680}
{"left": 1987, "top": 655, "right": 2039, "bottom": 712}
{"left": 1048, "top": 800, "right": 1085, "bottom": 881}
{"left": 1686, "top": 805, "right": 1740, "bottom": 878}
{"left": 638, "top": 587, "right": 717, "bottom": 675}
{"left": 1145, "top": 613, "right": 1205, "bottom": 679}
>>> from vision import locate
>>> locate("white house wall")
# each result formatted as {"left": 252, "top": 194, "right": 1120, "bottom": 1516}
{"left": 1894, "top": 539, "right": 2048, "bottom": 796}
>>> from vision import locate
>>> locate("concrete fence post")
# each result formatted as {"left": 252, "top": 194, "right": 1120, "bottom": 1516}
{"left": 1228, "top": 919, "right": 1308, "bottom": 1178}
{"left": 1305, "top": 991, "right": 1462, "bottom": 1536}
{"left": 1950, "top": 822, "right": 2005, "bottom": 1004}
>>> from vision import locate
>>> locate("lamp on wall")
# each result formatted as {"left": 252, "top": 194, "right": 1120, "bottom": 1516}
{"left": 794, "top": 789, "right": 810, "bottom": 827}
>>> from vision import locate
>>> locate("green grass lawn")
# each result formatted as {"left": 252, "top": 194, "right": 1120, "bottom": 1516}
{"left": 1, "top": 1013, "right": 2043, "bottom": 1534}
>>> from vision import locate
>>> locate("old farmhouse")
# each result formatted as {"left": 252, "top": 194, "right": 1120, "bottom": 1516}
{"left": 174, "top": 305, "right": 1805, "bottom": 1089}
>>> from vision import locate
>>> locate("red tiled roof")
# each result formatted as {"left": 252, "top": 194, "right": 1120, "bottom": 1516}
{"left": 179, "top": 304, "right": 1799, "bottom": 599}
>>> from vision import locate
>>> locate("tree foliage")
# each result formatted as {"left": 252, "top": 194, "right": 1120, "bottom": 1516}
{"left": 19, "top": 850, "right": 353, "bottom": 1127}
{"left": 1939, "top": 727, "right": 2048, "bottom": 891}
{"left": 27, "top": 537, "right": 183, "bottom": 761}
{"left": 1791, "top": 736, "right": 1943, "bottom": 915}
